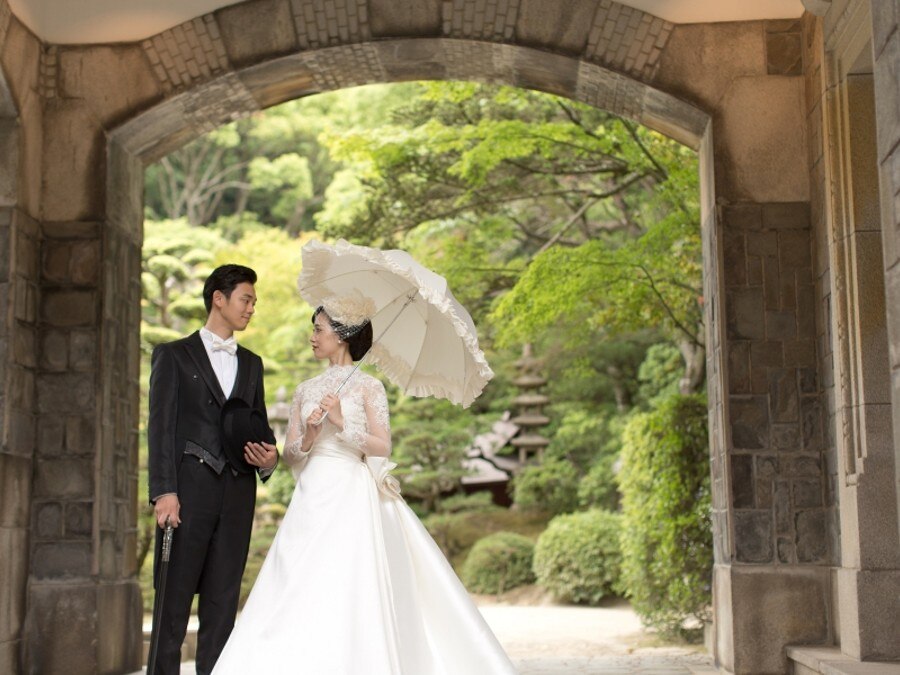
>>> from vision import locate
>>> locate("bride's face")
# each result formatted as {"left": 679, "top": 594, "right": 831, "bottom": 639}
{"left": 310, "top": 312, "right": 342, "bottom": 360}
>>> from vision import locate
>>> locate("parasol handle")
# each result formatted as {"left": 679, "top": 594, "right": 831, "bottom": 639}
{"left": 314, "top": 290, "right": 419, "bottom": 426}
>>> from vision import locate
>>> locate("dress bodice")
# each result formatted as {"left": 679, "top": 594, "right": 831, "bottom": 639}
{"left": 282, "top": 364, "right": 391, "bottom": 472}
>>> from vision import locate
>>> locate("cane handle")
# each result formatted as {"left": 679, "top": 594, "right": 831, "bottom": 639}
{"left": 161, "top": 520, "right": 174, "bottom": 562}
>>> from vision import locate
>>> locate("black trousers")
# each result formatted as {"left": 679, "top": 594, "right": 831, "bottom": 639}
{"left": 151, "top": 455, "right": 256, "bottom": 675}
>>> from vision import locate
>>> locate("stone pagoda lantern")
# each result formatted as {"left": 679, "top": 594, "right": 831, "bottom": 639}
{"left": 510, "top": 344, "right": 551, "bottom": 464}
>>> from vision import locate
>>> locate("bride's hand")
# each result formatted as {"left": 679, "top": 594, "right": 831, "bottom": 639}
{"left": 305, "top": 409, "right": 325, "bottom": 444}
{"left": 319, "top": 393, "right": 344, "bottom": 429}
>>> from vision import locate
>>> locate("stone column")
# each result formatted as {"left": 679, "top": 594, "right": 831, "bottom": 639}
{"left": 805, "top": 1, "right": 900, "bottom": 661}
{"left": 0, "top": 10, "right": 42, "bottom": 673}
{"left": 705, "top": 22, "right": 835, "bottom": 673}
{"left": 873, "top": 0, "right": 900, "bottom": 553}
{"left": 15, "top": 49, "right": 144, "bottom": 675}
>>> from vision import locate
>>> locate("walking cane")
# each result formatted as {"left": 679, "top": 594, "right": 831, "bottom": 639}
{"left": 147, "top": 516, "right": 174, "bottom": 674}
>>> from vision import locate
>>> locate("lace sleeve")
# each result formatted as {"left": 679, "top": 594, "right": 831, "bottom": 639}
{"left": 335, "top": 376, "right": 392, "bottom": 457}
{"left": 282, "top": 384, "right": 310, "bottom": 473}
{"left": 364, "top": 378, "right": 391, "bottom": 442}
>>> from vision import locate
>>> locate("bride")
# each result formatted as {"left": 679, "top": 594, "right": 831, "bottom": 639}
{"left": 212, "top": 296, "right": 517, "bottom": 674}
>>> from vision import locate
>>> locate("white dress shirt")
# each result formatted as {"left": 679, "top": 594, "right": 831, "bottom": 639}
{"left": 199, "top": 326, "right": 238, "bottom": 397}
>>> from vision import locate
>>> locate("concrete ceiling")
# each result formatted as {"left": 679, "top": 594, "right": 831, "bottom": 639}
{"left": 8, "top": 0, "right": 805, "bottom": 45}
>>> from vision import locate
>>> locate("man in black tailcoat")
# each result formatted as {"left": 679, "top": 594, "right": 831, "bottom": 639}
{"left": 148, "top": 264, "right": 278, "bottom": 674}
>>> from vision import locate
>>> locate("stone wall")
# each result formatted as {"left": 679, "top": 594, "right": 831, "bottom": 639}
{"left": 803, "top": 5, "right": 840, "bottom": 582}
{"left": 692, "top": 16, "right": 835, "bottom": 671}
{"left": 722, "top": 202, "right": 825, "bottom": 566}
{"left": 0, "top": 6, "right": 41, "bottom": 673}
{"left": 800, "top": 0, "right": 900, "bottom": 662}
{"left": 714, "top": 201, "right": 832, "bottom": 673}
{"left": 868, "top": 0, "right": 900, "bottom": 659}
{"left": 874, "top": 0, "right": 900, "bottom": 545}
{"left": 0, "top": 8, "right": 145, "bottom": 673}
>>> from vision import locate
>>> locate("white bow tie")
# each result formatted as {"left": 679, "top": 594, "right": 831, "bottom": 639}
{"left": 211, "top": 337, "right": 237, "bottom": 356}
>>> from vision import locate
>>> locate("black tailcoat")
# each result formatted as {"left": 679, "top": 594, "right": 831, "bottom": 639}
{"left": 148, "top": 331, "right": 275, "bottom": 675}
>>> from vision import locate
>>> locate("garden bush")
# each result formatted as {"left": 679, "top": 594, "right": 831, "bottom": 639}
{"left": 439, "top": 491, "right": 496, "bottom": 513}
{"left": 512, "top": 457, "right": 580, "bottom": 516}
{"left": 461, "top": 532, "right": 536, "bottom": 594}
{"left": 577, "top": 454, "right": 619, "bottom": 510}
{"left": 533, "top": 509, "right": 622, "bottom": 605}
{"left": 423, "top": 505, "right": 549, "bottom": 571}
{"left": 618, "top": 393, "right": 712, "bottom": 639}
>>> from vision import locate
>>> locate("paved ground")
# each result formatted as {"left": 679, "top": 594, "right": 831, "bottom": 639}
{"left": 137, "top": 601, "right": 714, "bottom": 674}
{"left": 481, "top": 602, "right": 713, "bottom": 674}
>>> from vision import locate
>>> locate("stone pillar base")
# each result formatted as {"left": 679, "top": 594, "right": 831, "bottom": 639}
{"left": 836, "top": 568, "right": 900, "bottom": 660}
{"left": 23, "top": 580, "right": 142, "bottom": 675}
{"left": 714, "top": 564, "right": 831, "bottom": 674}
{"left": 788, "top": 646, "right": 900, "bottom": 674}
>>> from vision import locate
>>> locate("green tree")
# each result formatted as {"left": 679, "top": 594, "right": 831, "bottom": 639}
{"left": 315, "top": 82, "right": 703, "bottom": 390}
{"left": 145, "top": 84, "right": 421, "bottom": 230}
{"left": 512, "top": 458, "right": 580, "bottom": 516}
{"left": 317, "top": 83, "right": 688, "bottom": 324}
{"left": 390, "top": 397, "right": 474, "bottom": 513}
{"left": 245, "top": 154, "right": 313, "bottom": 232}
{"left": 618, "top": 394, "right": 712, "bottom": 639}
{"left": 146, "top": 126, "right": 248, "bottom": 225}
{"left": 141, "top": 218, "right": 228, "bottom": 350}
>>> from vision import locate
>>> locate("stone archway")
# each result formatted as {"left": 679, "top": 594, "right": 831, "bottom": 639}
{"left": 1, "top": 2, "right": 862, "bottom": 673}
{"left": 104, "top": 26, "right": 815, "bottom": 675}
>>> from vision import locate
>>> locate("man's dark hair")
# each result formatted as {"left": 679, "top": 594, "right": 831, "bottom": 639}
{"left": 203, "top": 264, "right": 257, "bottom": 313}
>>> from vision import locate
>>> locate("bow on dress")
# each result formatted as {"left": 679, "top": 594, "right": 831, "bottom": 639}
{"left": 366, "top": 456, "right": 402, "bottom": 499}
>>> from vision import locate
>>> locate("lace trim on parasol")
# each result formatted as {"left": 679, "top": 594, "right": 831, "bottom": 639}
{"left": 299, "top": 239, "right": 494, "bottom": 407}
{"left": 368, "top": 342, "right": 483, "bottom": 408}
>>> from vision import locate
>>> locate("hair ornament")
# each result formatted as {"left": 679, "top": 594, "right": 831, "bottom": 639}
{"left": 321, "top": 292, "right": 376, "bottom": 339}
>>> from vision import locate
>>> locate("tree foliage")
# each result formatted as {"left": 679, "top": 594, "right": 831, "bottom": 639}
{"left": 512, "top": 457, "right": 580, "bottom": 517}
{"left": 390, "top": 397, "right": 474, "bottom": 513}
{"left": 618, "top": 394, "right": 712, "bottom": 639}
{"left": 314, "top": 81, "right": 704, "bottom": 390}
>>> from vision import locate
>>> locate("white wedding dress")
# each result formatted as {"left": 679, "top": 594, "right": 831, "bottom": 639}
{"left": 212, "top": 364, "right": 517, "bottom": 674}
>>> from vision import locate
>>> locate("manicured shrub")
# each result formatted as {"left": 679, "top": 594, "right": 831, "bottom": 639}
{"left": 533, "top": 509, "right": 622, "bottom": 605}
{"left": 439, "top": 491, "right": 496, "bottom": 513}
{"left": 461, "top": 531, "right": 536, "bottom": 594}
{"left": 512, "top": 457, "right": 579, "bottom": 516}
{"left": 424, "top": 508, "right": 551, "bottom": 572}
{"left": 618, "top": 393, "right": 712, "bottom": 639}
{"left": 577, "top": 454, "right": 620, "bottom": 511}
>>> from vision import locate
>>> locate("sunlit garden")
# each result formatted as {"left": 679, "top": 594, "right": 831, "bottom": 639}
{"left": 137, "top": 81, "right": 711, "bottom": 643}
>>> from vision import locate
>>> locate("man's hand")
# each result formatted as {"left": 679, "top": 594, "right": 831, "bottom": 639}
{"left": 244, "top": 441, "right": 278, "bottom": 470}
{"left": 154, "top": 494, "right": 181, "bottom": 529}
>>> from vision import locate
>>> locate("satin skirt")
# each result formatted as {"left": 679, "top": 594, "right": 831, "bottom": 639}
{"left": 212, "top": 439, "right": 517, "bottom": 674}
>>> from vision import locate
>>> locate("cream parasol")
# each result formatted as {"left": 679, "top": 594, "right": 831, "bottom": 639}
{"left": 297, "top": 239, "right": 494, "bottom": 408}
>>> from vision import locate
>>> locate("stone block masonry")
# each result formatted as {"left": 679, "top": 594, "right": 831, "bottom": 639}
{"left": 722, "top": 201, "right": 829, "bottom": 567}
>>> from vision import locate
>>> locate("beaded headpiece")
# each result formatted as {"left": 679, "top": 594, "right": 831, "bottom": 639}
{"left": 320, "top": 293, "right": 376, "bottom": 340}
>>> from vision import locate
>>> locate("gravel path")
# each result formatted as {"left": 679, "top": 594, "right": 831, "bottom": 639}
{"left": 478, "top": 600, "right": 713, "bottom": 674}
{"left": 136, "top": 600, "right": 715, "bottom": 674}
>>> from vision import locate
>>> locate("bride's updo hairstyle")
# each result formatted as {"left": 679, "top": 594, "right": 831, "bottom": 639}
{"left": 313, "top": 293, "right": 375, "bottom": 361}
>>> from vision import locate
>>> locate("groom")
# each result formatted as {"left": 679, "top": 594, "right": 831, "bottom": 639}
{"left": 148, "top": 264, "right": 278, "bottom": 674}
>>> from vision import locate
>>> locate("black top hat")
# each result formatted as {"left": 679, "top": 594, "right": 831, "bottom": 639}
{"left": 220, "top": 398, "right": 275, "bottom": 474}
